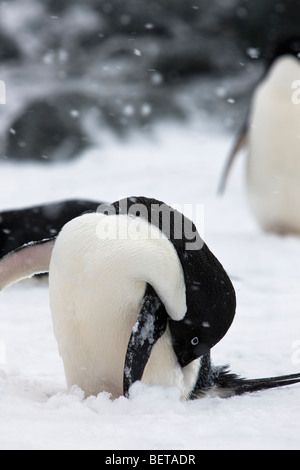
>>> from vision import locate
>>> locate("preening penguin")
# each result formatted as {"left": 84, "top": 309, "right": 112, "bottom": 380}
{"left": 219, "top": 36, "right": 300, "bottom": 235}
{"left": 110, "top": 197, "right": 236, "bottom": 397}
{"left": 1, "top": 196, "right": 300, "bottom": 399}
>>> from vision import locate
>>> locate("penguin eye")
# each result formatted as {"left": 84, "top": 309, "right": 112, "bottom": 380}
{"left": 191, "top": 337, "right": 199, "bottom": 346}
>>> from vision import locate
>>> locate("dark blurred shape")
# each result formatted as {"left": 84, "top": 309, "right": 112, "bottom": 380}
{"left": 0, "top": 31, "right": 20, "bottom": 61}
{"left": 0, "top": 0, "right": 299, "bottom": 161}
{"left": 6, "top": 97, "right": 88, "bottom": 162}
{"left": 0, "top": 199, "right": 102, "bottom": 258}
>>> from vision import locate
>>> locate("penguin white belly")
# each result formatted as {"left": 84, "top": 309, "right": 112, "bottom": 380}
{"left": 247, "top": 56, "right": 300, "bottom": 234}
{"left": 49, "top": 212, "right": 194, "bottom": 398}
{"left": 49, "top": 231, "right": 145, "bottom": 398}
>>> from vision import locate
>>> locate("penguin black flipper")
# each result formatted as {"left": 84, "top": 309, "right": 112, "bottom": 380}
{"left": 218, "top": 120, "right": 248, "bottom": 195}
{"left": 123, "top": 284, "right": 168, "bottom": 398}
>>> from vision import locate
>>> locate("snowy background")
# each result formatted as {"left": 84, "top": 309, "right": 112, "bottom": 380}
{"left": 1, "top": 0, "right": 300, "bottom": 451}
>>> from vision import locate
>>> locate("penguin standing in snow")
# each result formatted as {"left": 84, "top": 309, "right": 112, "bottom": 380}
{"left": 0, "top": 196, "right": 300, "bottom": 399}
{"left": 219, "top": 36, "right": 300, "bottom": 235}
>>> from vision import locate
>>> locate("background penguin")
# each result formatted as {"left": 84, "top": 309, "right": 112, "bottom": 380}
{"left": 219, "top": 36, "right": 300, "bottom": 235}
{"left": 0, "top": 199, "right": 102, "bottom": 259}
{"left": 1, "top": 196, "right": 300, "bottom": 399}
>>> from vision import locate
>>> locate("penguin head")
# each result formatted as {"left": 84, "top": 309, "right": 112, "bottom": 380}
{"left": 105, "top": 197, "right": 236, "bottom": 394}
{"left": 268, "top": 36, "right": 300, "bottom": 65}
{"left": 259, "top": 35, "right": 300, "bottom": 92}
{"left": 168, "top": 244, "right": 236, "bottom": 368}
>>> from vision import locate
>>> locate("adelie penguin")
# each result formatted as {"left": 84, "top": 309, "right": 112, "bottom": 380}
{"left": 219, "top": 36, "right": 300, "bottom": 235}
{"left": 1, "top": 196, "right": 300, "bottom": 399}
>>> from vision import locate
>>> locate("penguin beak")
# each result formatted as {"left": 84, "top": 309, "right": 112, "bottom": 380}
{"left": 173, "top": 341, "right": 210, "bottom": 368}
{"left": 123, "top": 285, "right": 168, "bottom": 398}
{"left": 169, "top": 318, "right": 211, "bottom": 368}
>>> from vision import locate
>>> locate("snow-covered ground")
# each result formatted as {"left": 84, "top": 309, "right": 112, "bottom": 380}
{"left": 0, "top": 119, "right": 300, "bottom": 450}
